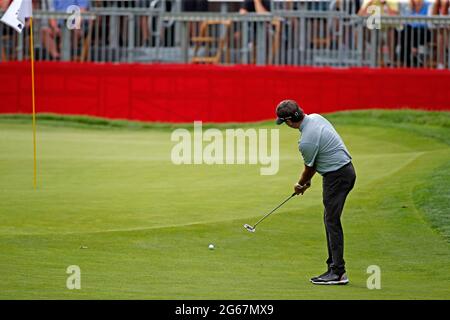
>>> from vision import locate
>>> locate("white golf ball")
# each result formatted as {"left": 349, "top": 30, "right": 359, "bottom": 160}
{"left": 208, "top": 244, "right": 215, "bottom": 250}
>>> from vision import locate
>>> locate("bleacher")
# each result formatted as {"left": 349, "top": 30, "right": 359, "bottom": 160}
{"left": 0, "top": 0, "right": 449, "bottom": 68}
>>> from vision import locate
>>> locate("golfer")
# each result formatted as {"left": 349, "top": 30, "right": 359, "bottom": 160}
{"left": 276, "top": 100, "right": 356, "bottom": 285}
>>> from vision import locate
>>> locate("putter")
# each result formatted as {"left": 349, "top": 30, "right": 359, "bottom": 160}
{"left": 244, "top": 192, "right": 298, "bottom": 233}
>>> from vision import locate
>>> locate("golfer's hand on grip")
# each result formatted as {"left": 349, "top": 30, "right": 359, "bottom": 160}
{"left": 294, "top": 181, "right": 311, "bottom": 195}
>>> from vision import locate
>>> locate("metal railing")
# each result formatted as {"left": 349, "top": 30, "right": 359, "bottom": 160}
{"left": 1, "top": 3, "right": 449, "bottom": 68}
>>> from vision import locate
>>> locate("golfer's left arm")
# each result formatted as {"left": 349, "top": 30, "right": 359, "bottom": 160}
{"left": 294, "top": 142, "right": 318, "bottom": 195}
{"left": 295, "top": 165, "right": 316, "bottom": 195}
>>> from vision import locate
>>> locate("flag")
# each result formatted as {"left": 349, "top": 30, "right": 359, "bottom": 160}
{"left": 1, "top": 0, "right": 37, "bottom": 189}
{"left": 1, "top": 0, "right": 33, "bottom": 33}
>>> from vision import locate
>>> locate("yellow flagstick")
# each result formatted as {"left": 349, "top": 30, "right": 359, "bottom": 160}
{"left": 29, "top": 16, "right": 37, "bottom": 189}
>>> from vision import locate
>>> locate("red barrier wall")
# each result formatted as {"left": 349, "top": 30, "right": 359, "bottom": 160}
{"left": 1, "top": 62, "right": 449, "bottom": 122}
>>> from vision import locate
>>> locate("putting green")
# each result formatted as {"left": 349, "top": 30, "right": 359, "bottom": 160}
{"left": 0, "top": 110, "right": 449, "bottom": 299}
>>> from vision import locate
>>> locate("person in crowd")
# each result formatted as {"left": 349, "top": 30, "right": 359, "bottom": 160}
{"left": 41, "top": 0, "right": 89, "bottom": 60}
{"left": 239, "top": 0, "right": 271, "bottom": 13}
{"left": 358, "top": 0, "right": 398, "bottom": 15}
{"left": 400, "top": 0, "right": 433, "bottom": 67}
{"left": 183, "top": 0, "right": 209, "bottom": 12}
{"left": 359, "top": 0, "right": 399, "bottom": 67}
{"left": 327, "top": 0, "right": 363, "bottom": 53}
{"left": 183, "top": 0, "right": 209, "bottom": 45}
{"left": 433, "top": 0, "right": 450, "bottom": 15}
{"left": 236, "top": 1, "right": 274, "bottom": 63}
{"left": 1, "top": 0, "right": 12, "bottom": 60}
{"left": 334, "top": 0, "right": 362, "bottom": 14}
{"left": 136, "top": 0, "right": 151, "bottom": 46}
{"left": 433, "top": 0, "right": 449, "bottom": 68}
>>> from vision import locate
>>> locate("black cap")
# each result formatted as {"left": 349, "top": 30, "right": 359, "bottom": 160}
{"left": 275, "top": 100, "right": 303, "bottom": 125}
{"left": 276, "top": 117, "right": 286, "bottom": 125}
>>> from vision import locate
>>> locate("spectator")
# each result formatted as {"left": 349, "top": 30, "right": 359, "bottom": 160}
{"left": 433, "top": 0, "right": 449, "bottom": 68}
{"left": 329, "top": 1, "right": 363, "bottom": 52}
{"left": 183, "top": 0, "right": 209, "bottom": 46}
{"left": 239, "top": 0, "right": 271, "bottom": 14}
{"left": 434, "top": 0, "right": 450, "bottom": 15}
{"left": 1, "top": 0, "right": 12, "bottom": 60}
{"left": 41, "top": 0, "right": 89, "bottom": 60}
{"left": 358, "top": 0, "right": 398, "bottom": 15}
{"left": 334, "top": 0, "right": 362, "bottom": 14}
{"left": 53, "top": 0, "right": 89, "bottom": 19}
{"left": 136, "top": 1, "right": 150, "bottom": 47}
{"left": 408, "top": 0, "right": 433, "bottom": 24}
{"left": 433, "top": 0, "right": 450, "bottom": 16}
{"left": 359, "top": 0, "right": 399, "bottom": 67}
{"left": 400, "top": 0, "right": 433, "bottom": 67}
{"left": 183, "top": 0, "right": 209, "bottom": 12}
{"left": 238, "top": 0, "right": 276, "bottom": 64}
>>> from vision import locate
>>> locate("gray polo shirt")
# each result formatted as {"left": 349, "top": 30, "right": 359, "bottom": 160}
{"left": 299, "top": 114, "right": 352, "bottom": 175}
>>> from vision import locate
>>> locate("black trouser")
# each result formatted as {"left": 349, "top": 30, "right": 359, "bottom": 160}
{"left": 322, "top": 162, "right": 356, "bottom": 274}
{"left": 399, "top": 26, "right": 431, "bottom": 67}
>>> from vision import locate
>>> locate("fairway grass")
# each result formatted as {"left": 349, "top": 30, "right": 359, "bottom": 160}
{"left": 0, "top": 110, "right": 449, "bottom": 299}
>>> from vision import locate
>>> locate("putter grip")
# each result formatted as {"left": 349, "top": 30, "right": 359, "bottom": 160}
{"left": 292, "top": 192, "right": 298, "bottom": 197}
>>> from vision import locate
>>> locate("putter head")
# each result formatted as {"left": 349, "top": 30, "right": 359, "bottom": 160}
{"left": 244, "top": 224, "right": 256, "bottom": 233}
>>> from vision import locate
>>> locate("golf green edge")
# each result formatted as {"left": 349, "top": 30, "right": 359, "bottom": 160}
{"left": 0, "top": 109, "right": 449, "bottom": 299}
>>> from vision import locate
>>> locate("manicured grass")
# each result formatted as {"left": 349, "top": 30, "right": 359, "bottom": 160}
{"left": 0, "top": 110, "right": 449, "bottom": 299}
{"left": 414, "top": 161, "right": 450, "bottom": 242}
